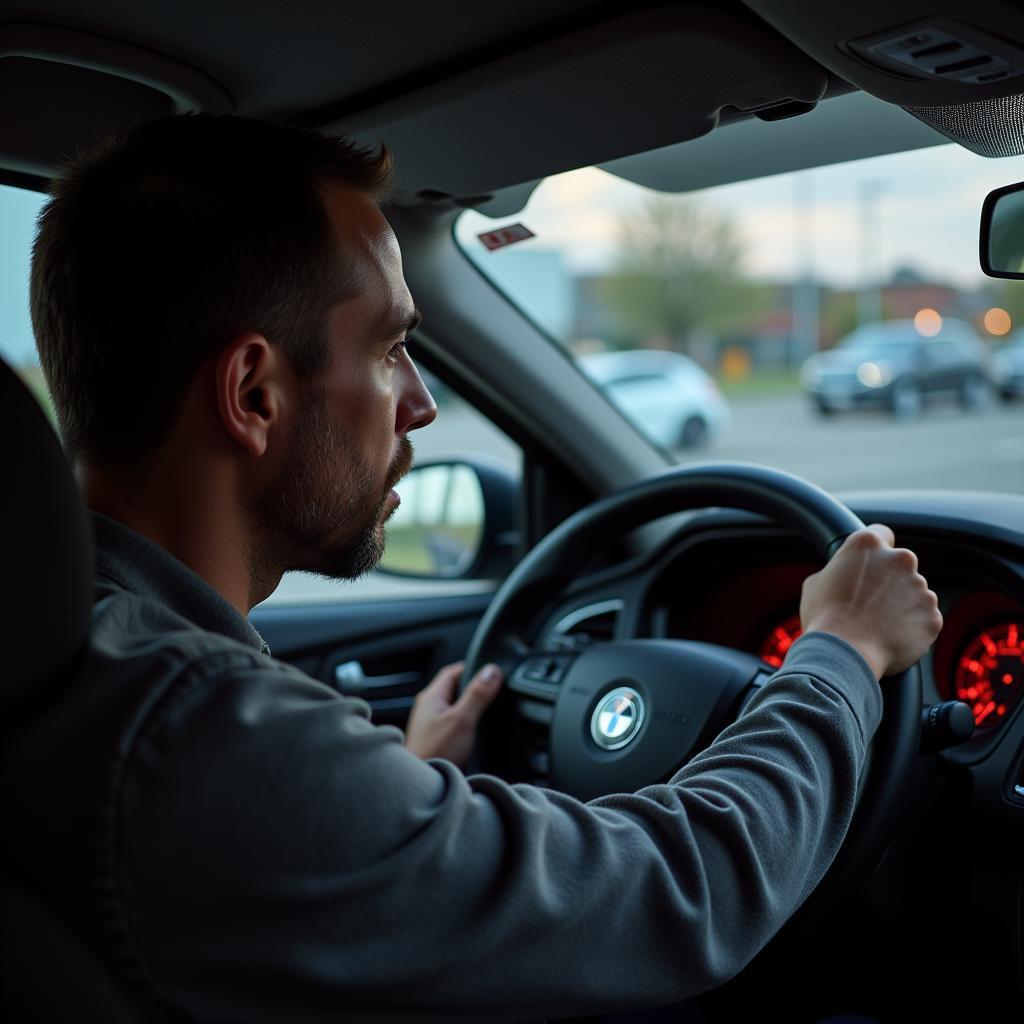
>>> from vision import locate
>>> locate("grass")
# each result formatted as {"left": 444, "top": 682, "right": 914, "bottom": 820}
{"left": 380, "top": 523, "right": 482, "bottom": 576}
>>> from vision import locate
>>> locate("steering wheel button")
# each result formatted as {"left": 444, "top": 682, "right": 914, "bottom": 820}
{"left": 521, "top": 656, "right": 570, "bottom": 684}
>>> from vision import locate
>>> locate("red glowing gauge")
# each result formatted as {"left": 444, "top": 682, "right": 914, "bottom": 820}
{"left": 760, "top": 613, "right": 803, "bottom": 669}
{"left": 955, "top": 622, "right": 1024, "bottom": 728}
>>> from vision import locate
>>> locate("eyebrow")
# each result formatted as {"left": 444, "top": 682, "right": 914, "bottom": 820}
{"left": 381, "top": 306, "right": 423, "bottom": 339}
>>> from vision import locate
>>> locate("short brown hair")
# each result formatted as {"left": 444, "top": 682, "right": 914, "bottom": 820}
{"left": 31, "top": 114, "right": 392, "bottom": 464}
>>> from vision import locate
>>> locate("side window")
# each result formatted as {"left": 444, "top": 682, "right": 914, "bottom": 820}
{"left": 265, "top": 370, "right": 523, "bottom": 605}
{"left": 928, "top": 339, "right": 960, "bottom": 365}
{"left": 0, "top": 183, "right": 48, "bottom": 407}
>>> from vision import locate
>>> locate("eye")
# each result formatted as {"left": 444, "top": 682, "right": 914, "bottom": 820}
{"left": 386, "top": 338, "right": 410, "bottom": 363}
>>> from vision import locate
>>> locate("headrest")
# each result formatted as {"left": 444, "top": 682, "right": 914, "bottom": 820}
{"left": 0, "top": 358, "right": 92, "bottom": 718}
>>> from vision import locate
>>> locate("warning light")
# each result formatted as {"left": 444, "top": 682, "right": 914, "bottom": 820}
{"left": 914, "top": 308, "right": 943, "bottom": 337}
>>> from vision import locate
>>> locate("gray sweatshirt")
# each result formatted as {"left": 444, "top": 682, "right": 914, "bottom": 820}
{"left": 0, "top": 513, "right": 882, "bottom": 1022}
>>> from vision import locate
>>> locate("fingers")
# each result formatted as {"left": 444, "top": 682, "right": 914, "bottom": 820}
{"left": 452, "top": 663, "right": 503, "bottom": 724}
{"left": 425, "top": 661, "right": 463, "bottom": 703}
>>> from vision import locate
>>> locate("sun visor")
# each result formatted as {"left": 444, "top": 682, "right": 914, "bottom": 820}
{"left": 330, "top": 7, "right": 830, "bottom": 206}
{"left": 0, "top": 22, "right": 233, "bottom": 182}
{"left": 598, "top": 91, "right": 947, "bottom": 195}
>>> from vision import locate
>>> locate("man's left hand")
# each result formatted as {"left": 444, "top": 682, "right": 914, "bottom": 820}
{"left": 404, "top": 661, "right": 503, "bottom": 767}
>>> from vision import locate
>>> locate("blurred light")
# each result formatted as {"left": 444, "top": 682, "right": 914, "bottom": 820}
{"left": 856, "top": 361, "right": 890, "bottom": 387}
{"left": 984, "top": 307, "right": 1012, "bottom": 335}
{"left": 914, "top": 308, "right": 943, "bottom": 337}
{"left": 721, "top": 346, "right": 750, "bottom": 379}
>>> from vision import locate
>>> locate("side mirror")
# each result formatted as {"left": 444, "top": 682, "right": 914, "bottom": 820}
{"left": 377, "top": 458, "right": 520, "bottom": 580}
{"left": 980, "top": 181, "right": 1024, "bottom": 278}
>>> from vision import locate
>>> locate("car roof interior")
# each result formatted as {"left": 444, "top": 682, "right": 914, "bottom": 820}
{"left": 6, "top": 0, "right": 1024, "bottom": 208}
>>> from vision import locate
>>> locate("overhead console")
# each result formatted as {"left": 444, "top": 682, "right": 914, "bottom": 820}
{"left": 744, "top": 0, "right": 1024, "bottom": 155}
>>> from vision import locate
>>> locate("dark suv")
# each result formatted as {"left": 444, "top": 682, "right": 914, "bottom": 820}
{"left": 800, "top": 318, "right": 990, "bottom": 417}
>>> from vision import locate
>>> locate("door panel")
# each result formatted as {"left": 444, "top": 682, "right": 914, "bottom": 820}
{"left": 252, "top": 592, "right": 494, "bottom": 727}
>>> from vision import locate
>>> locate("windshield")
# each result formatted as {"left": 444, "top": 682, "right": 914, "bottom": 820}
{"left": 457, "top": 135, "right": 1024, "bottom": 495}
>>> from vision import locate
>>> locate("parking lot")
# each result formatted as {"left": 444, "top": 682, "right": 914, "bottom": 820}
{"left": 705, "top": 392, "right": 1023, "bottom": 494}
{"left": 418, "top": 390, "right": 1023, "bottom": 495}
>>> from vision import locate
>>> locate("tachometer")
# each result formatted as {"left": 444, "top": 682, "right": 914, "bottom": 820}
{"left": 760, "top": 613, "right": 802, "bottom": 669}
{"left": 954, "top": 622, "right": 1024, "bottom": 728}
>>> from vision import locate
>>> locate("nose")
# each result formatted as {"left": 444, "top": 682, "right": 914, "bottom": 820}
{"left": 396, "top": 356, "right": 437, "bottom": 434}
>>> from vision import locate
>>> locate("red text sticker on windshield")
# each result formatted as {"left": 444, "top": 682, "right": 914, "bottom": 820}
{"left": 477, "top": 223, "right": 535, "bottom": 251}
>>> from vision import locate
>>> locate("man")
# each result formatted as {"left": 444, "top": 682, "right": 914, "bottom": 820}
{"left": 14, "top": 114, "right": 941, "bottom": 1021}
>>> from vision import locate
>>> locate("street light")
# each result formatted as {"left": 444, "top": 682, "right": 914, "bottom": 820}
{"left": 857, "top": 179, "right": 888, "bottom": 327}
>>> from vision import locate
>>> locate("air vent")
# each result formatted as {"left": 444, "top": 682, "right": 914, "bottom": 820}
{"left": 850, "top": 23, "right": 1024, "bottom": 87}
{"left": 547, "top": 599, "right": 623, "bottom": 647}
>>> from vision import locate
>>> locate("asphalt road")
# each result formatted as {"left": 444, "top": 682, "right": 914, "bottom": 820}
{"left": 414, "top": 390, "right": 1023, "bottom": 495}
{"left": 700, "top": 392, "right": 1023, "bottom": 494}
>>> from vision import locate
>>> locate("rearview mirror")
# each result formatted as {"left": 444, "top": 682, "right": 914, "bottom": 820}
{"left": 377, "top": 458, "right": 519, "bottom": 580}
{"left": 980, "top": 180, "right": 1024, "bottom": 278}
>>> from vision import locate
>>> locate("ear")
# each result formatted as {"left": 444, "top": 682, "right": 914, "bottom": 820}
{"left": 214, "top": 333, "right": 290, "bottom": 458}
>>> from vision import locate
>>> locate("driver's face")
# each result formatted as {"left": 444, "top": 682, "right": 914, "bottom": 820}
{"left": 256, "top": 183, "right": 436, "bottom": 580}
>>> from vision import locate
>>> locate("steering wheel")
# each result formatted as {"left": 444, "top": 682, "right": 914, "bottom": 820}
{"left": 463, "top": 462, "right": 921, "bottom": 904}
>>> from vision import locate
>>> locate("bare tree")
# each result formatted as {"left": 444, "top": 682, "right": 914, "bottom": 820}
{"left": 602, "top": 195, "right": 756, "bottom": 358}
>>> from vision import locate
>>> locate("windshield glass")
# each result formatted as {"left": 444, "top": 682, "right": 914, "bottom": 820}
{"left": 457, "top": 134, "right": 1024, "bottom": 494}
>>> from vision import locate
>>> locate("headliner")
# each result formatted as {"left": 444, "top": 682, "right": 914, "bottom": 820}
{"left": 1, "top": 0, "right": 1023, "bottom": 201}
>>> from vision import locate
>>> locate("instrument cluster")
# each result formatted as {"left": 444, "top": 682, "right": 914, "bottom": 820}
{"left": 647, "top": 541, "right": 1024, "bottom": 735}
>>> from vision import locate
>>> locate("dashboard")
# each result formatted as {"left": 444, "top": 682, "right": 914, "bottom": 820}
{"left": 532, "top": 490, "right": 1024, "bottom": 1016}
{"left": 535, "top": 492, "right": 1024, "bottom": 792}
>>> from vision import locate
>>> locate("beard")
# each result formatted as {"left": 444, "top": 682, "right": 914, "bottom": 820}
{"left": 254, "top": 384, "right": 414, "bottom": 583}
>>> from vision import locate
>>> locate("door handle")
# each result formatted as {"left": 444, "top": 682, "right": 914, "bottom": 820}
{"left": 334, "top": 660, "right": 423, "bottom": 692}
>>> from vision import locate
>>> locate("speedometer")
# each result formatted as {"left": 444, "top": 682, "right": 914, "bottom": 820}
{"left": 954, "top": 622, "right": 1024, "bottom": 728}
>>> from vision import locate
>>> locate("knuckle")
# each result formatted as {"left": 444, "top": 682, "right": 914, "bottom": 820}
{"left": 852, "top": 528, "right": 882, "bottom": 551}
{"left": 892, "top": 548, "right": 918, "bottom": 572}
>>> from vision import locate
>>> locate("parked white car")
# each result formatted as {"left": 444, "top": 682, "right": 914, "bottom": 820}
{"left": 578, "top": 349, "right": 730, "bottom": 449}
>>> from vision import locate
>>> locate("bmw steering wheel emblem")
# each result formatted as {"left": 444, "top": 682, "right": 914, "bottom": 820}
{"left": 590, "top": 686, "right": 646, "bottom": 751}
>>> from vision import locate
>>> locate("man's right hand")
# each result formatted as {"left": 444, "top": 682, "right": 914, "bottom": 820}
{"left": 800, "top": 524, "right": 943, "bottom": 680}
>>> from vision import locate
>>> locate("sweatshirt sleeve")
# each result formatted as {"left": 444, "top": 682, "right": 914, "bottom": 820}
{"left": 116, "top": 630, "right": 882, "bottom": 1023}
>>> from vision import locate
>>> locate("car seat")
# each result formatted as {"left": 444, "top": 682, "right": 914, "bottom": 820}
{"left": 0, "top": 355, "right": 140, "bottom": 1021}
